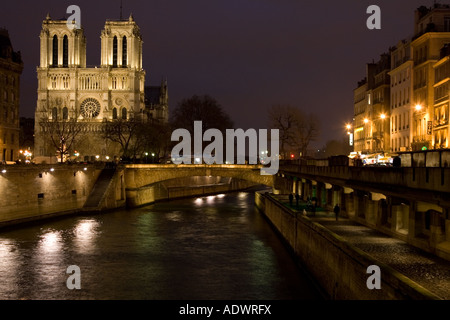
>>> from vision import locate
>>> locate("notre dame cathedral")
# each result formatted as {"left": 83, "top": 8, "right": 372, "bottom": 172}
{"left": 34, "top": 13, "right": 168, "bottom": 163}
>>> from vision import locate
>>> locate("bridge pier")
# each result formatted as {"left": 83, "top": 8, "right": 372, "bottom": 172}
{"left": 276, "top": 164, "right": 450, "bottom": 261}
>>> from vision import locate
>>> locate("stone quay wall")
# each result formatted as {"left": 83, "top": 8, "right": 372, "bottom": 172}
{"left": 255, "top": 191, "right": 441, "bottom": 300}
{"left": 0, "top": 164, "right": 104, "bottom": 227}
{"left": 0, "top": 164, "right": 258, "bottom": 227}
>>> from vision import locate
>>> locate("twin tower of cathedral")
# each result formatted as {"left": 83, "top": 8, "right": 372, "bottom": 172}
{"left": 34, "top": 13, "right": 168, "bottom": 163}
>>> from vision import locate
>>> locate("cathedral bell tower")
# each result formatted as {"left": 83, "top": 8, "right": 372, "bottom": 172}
{"left": 39, "top": 13, "right": 86, "bottom": 68}
{"left": 100, "top": 14, "right": 143, "bottom": 70}
{"left": 34, "top": 13, "right": 147, "bottom": 163}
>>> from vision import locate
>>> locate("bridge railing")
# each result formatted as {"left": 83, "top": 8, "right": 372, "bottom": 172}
{"left": 279, "top": 162, "right": 450, "bottom": 193}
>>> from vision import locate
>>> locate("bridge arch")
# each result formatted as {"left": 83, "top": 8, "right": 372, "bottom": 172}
{"left": 123, "top": 164, "right": 275, "bottom": 207}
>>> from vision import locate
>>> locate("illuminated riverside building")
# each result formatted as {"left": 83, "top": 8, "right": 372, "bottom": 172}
{"left": 0, "top": 28, "right": 23, "bottom": 162}
{"left": 411, "top": 4, "right": 450, "bottom": 151}
{"left": 389, "top": 39, "right": 413, "bottom": 152}
{"left": 353, "top": 54, "right": 390, "bottom": 155}
{"left": 433, "top": 44, "right": 450, "bottom": 149}
{"left": 353, "top": 4, "right": 450, "bottom": 155}
{"left": 34, "top": 14, "right": 153, "bottom": 162}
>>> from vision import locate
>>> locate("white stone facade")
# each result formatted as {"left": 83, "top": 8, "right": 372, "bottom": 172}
{"left": 34, "top": 14, "right": 146, "bottom": 163}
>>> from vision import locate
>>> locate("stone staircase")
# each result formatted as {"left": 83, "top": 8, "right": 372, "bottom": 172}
{"left": 83, "top": 164, "right": 117, "bottom": 211}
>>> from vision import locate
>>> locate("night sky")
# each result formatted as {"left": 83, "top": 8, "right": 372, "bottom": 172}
{"left": 1, "top": 0, "right": 435, "bottom": 148}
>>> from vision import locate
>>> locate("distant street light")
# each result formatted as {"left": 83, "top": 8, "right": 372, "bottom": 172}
{"left": 346, "top": 123, "right": 352, "bottom": 135}
{"left": 415, "top": 104, "right": 423, "bottom": 111}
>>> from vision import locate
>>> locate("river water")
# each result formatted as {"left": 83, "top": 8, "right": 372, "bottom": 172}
{"left": 0, "top": 189, "right": 322, "bottom": 300}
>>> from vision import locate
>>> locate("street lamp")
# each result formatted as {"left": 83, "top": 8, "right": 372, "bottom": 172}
{"left": 415, "top": 104, "right": 423, "bottom": 112}
{"left": 145, "top": 152, "right": 148, "bottom": 163}
{"left": 346, "top": 124, "right": 352, "bottom": 134}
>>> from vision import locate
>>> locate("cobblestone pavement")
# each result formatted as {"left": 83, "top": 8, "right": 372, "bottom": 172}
{"left": 311, "top": 212, "right": 450, "bottom": 299}
{"left": 274, "top": 195, "right": 450, "bottom": 300}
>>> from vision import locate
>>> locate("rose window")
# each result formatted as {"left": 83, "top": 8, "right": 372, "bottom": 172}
{"left": 80, "top": 98, "right": 101, "bottom": 118}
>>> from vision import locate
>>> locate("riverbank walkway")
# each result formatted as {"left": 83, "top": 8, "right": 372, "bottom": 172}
{"left": 273, "top": 194, "right": 450, "bottom": 300}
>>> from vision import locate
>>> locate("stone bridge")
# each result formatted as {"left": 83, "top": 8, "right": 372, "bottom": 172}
{"left": 123, "top": 164, "right": 275, "bottom": 207}
{"left": 276, "top": 161, "right": 450, "bottom": 262}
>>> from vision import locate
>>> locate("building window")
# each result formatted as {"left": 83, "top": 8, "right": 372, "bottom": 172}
{"left": 113, "top": 36, "right": 118, "bottom": 67}
{"left": 63, "top": 107, "right": 68, "bottom": 120}
{"left": 113, "top": 108, "right": 118, "bottom": 119}
{"left": 63, "top": 35, "right": 69, "bottom": 67}
{"left": 63, "top": 76, "right": 69, "bottom": 89}
{"left": 52, "top": 107, "right": 58, "bottom": 121}
{"left": 121, "top": 108, "right": 127, "bottom": 120}
{"left": 52, "top": 35, "right": 58, "bottom": 67}
{"left": 445, "top": 17, "right": 450, "bottom": 32}
{"left": 122, "top": 36, "right": 127, "bottom": 67}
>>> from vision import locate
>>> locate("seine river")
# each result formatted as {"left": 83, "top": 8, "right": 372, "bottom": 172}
{"left": 0, "top": 189, "right": 322, "bottom": 300}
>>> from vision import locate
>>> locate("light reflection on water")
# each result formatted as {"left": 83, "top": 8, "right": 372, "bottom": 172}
{"left": 0, "top": 190, "right": 322, "bottom": 300}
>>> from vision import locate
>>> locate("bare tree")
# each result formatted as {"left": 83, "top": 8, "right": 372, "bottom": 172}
{"left": 170, "top": 95, "right": 234, "bottom": 134}
{"left": 103, "top": 118, "right": 142, "bottom": 160}
{"left": 135, "top": 121, "right": 172, "bottom": 162}
{"left": 39, "top": 116, "right": 83, "bottom": 163}
{"left": 268, "top": 105, "right": 320, "bottom": 158}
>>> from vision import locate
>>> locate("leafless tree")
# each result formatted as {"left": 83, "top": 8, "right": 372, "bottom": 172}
{"left": 103, "top": 118, "right": 142, "bottom": 159}
{"left": 39, "top": 116, "right": 83, "bottom": 163}
{"left": 170, "top": 95, "right": 234, "bottom": 134}
{"left": 268, "top": 105, "right": 320, "bottom": 158}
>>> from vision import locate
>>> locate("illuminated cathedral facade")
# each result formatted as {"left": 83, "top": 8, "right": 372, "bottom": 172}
{"left": 34, "top": 13, "right": 168, "bottom": 163}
